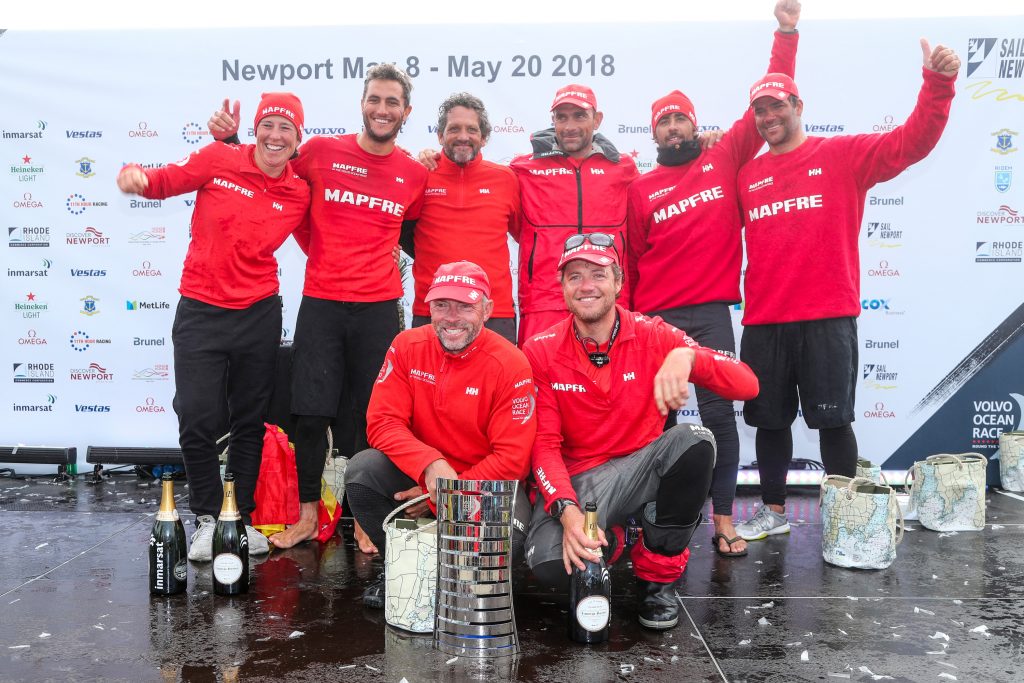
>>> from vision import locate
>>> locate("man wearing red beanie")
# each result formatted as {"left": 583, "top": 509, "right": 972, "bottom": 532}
{"left": 734, "top": 38, "right": 962, "bottom": 543}
{"left": 626, "top": 1, "right": 800, "bottom": 558}
{"left": 119, "top": 92, "right": 310, "bottom": 562}
{"left": 208, "top": 65, "right": 429, "bottom": 549}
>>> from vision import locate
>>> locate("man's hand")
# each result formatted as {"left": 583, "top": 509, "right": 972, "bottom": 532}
{"left": 654, "top": 347, "right": 695, "bottom": 416}
{"left": 775, "top": 0, "right": 800, "bottom": 32}
{"left": 417, "top": 148, "right": 441, "bottom": 171}
{"left": 921, "top": 39, "right": 961, "bottom": 79}
{"left": 422, "top": 459, "right": 458, "bottom": 503}
{"left": 698, "top": 129, "right": 725, "bottom": 150}
{"left": 394, "top": 485, "right": 430, "bottom": 518}
{"left": 209, "top": 98, "right": 241, "bottom": 141}
{"left": 116, "top": 166, "right": 148, "bottom": 195}
{"left": 559, "top": 505, "right": 607, "bottom": 574}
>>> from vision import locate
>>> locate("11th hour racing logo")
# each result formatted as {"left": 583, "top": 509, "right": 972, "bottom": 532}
{"left": 967, "top": 38, "right": 1024, "bottom": 79}
{"left": 69, "top": 330, "right": 112, "bottom": 352}
{"left": 181, "top": 122, "right": 210, "bottom": 145}
{"left": 66, "top": 193, "right": 108, "bottom": 215}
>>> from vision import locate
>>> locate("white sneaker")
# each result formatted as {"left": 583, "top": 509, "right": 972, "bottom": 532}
{"left": 188, "top": 515, "right": 216, "bottom": 561}
{"left": 246, "top": 525, "right": 270, "bottom": 556}
{"left": 736, "top": 506, "right": 791, "bottom": 541}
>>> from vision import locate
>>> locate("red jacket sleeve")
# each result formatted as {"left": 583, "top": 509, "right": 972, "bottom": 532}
{"left": 625, "top": 183, "right": 647, "bottom": 310}
{"left": 723, "top": 29, "right": 800, "bottom": 168}
{"left": 846, "top": 68, "right": 955, "bottom": 188}
{"left": 366, "top": 342, "right": 445, "bottom": 484}
{"left": 524, "top": 343, "right": 578, "bottom": 512}
{"left": 126, "top": 142, "right": 225, "bottom": 200}
{"left": 653, "top": 319, "right": 759, "bottom": 401}
{"left": 507, "top": 172, "right": 523, "bottom": 243}
{"left": 459, "top": 361, "right": 537, "bottom": 482}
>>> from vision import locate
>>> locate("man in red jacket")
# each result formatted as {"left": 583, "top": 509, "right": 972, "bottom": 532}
{"left": 403, "top": 93, "right": 521, "bottom": 344}
{"left": 511, "top": 84, "right": 639, "bottom": 345}
{"left": 346, "top": 261, "right": 537, "bottom": 607}
{"left": 627, "top": 0, "right": 800, "bottom": 558}
{"left": 734, "top": 41, "right": 961, "bottom": 542}
{"left": 208, "top": 65, "right": 430, "bottom": 549}
{"left": 523, "top": 237, "right": 758, "bottom": 629}
{"left": 118, "top": 92, "right": 311, "bottom": 561}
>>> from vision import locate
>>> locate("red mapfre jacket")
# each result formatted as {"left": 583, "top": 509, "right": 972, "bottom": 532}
{"left": 523, "top": 306, "right": 759, "bottom": 511}
{"left": 511, "top": 132, "right": 638, "bottom": 315}
{"left": 366, "top": 325, "right": 537, "bottom": 490}
{"left": 627, "top": 30, "right": 798, "bottom": 313}
{"left": 123, "top": 142, "right": 310, "bottom": 309}
{"left": 291, "top": 134, "right": 428, "bottom": 303}
{"left": 412, "top": 153, "right": 521, "bottom": 318}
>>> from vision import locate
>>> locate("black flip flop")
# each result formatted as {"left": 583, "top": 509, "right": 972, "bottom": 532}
{"left": 712, "top": 533, "right": 748, "bottom": 557}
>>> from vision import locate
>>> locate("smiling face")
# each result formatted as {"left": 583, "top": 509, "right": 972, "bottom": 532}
{"left": 430, "top": 297, "right": 493, "bottom": 354}
{"left": 439, "top": 105, "right": 486, "bottom": 165}
{"left": 552, "top": 104, "right": 603, "bottom": 159}
{"left": 252, "top": 115, "right": 299, "bottom": 177}
{"left": 654, "top": 111, "right": 696, "bottom": 151}
{"left": 752, "top": 95, "right": 805, "bottom": 154}
{"left": 361, "top": 78, "right": 410, "bottom": 145}
{"left": 561, "top": 260, "right": 621, "bottom": 325}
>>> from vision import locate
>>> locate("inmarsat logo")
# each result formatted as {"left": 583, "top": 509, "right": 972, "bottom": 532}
{"left": 971, "top": 393, "right": 1024, "bottom": 449}
{"left": 967, "top": 38, "right": 1024, "bottom": 79}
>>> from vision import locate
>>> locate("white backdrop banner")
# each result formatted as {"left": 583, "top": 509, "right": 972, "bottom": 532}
{"left": 2, "top": 17, "right": 1023, "bottom": 469}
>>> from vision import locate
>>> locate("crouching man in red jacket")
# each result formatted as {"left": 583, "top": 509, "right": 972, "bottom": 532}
{"left": 346, "top": 261, "right": 537, "bottom": 607}
{"left": 522, "top": 235, "right": 758, "bottom": 629}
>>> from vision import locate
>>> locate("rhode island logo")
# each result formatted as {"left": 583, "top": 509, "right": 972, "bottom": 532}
{"left": 967, "top": 38, "right": 998, "bottom": 78}
{"left": 80, "top": 295, "right": 100, "bottom": 316}
{"left": 992, "top": 129, "right": 1018, "bottom": 155}
{"left": 995, "top": 166, "right": 1012, "bottom": 193}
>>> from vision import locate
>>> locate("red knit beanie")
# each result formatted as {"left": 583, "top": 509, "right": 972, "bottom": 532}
{"left": 253, "top": 92, "right": 304, "bottom": 141}
{"left": 650, "top": 90, "right": 697, "bottom": 132}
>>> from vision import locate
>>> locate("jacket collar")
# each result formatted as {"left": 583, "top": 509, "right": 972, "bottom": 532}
{"left": 527, "top": 127, "right": 622, "bottom": 163}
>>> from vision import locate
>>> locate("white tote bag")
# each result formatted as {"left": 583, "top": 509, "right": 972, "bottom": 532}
{"left": 382, "top": 494, "right": 437, "bottom": 633}
{"left": 819, "top": 475, "right": 903, "bottom": 569}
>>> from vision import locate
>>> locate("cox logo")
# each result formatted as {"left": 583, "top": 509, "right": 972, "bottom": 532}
{"left": 861, "top": 298, "right": 890, "bottom": 311}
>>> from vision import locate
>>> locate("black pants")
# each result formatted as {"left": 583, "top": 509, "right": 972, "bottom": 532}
{"left": 172, "top": 295, "right": 281, "bottom": 522}
{"left": 652, "top": 303, "right": 740, "bottom": 517}
{"left": 346, "top": 448, "right": 530, "bottom": 562}
{"left": 291, "top": 297, "right": 401, "bottom": 501}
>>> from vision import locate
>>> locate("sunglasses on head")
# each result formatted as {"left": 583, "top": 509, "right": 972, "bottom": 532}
{"left": 563, "top": 232, "right": 618, "bottom": 255}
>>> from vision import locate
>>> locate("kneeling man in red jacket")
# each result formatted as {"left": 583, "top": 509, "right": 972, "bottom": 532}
{"left": 522, "top": 235, "right": 759, "bottom": 629}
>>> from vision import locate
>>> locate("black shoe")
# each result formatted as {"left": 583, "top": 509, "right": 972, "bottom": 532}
{"left": 636, "top": 579, "right": 679, "bottom": 630}
{"left": 362, "top": 573, "right": 384, "bottom": 609}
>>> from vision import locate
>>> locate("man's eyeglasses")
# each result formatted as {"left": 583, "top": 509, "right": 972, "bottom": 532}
{"left": 563, "top": 232, "right": 618, "bottom": 256}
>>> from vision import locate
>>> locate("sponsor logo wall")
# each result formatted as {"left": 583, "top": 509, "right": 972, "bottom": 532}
{"left": 1, "top": 18, "right": 1021, "bottom": 469}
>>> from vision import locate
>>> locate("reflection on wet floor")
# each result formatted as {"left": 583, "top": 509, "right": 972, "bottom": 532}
{"left": 0, "top": 474, "right": 1022, "bottom": 682}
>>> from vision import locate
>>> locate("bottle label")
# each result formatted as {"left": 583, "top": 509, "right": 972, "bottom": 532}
{"left": 575, "top": 595, "right": 610, "bottom": 632}
{"left": 173, "top": 559, "right": 187, "bottom": 582}
{"left": 155, "top": 510, "right": 179, "bottom": 522}
{"left": 213, "top": 553, "right": 243, "bottom": 584}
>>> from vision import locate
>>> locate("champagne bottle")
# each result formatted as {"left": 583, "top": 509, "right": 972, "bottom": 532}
{"left": 212, "top": 473, "right": 249, "bottom": 596}
{"left": 568, "top": 501, "right": 611, "bottom": 643}
{"left": 149, "top": 472, "right": 187, "bottom": 595}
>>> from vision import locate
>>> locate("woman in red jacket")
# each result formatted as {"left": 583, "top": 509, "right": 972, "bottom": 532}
{"left": 117, "top": 92, "right": 311, "bottom": 562}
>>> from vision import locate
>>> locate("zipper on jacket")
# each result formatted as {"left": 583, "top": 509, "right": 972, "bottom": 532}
{"left": 575, "top": 166, "right": 583, "bottom": 231}
{"left": 436, "top": 354, "right": 450, "bottom": 410}
{"left": 527, "top": 232, "right": 537, "bottom": 281}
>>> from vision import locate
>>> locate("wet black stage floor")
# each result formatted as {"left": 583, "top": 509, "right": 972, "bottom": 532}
{"left": 1, "top": 473, "right": 1023, "bottom": 683}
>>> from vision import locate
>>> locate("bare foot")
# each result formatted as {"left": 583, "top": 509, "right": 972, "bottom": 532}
{"left": 353, "top": 519, "right": 378, "bottom": 554}
{"left": 713, "top": 513, "right": 748, "bottom": 555}
{"left": 269, "top": 501, "right": 319, "bottom": 549}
